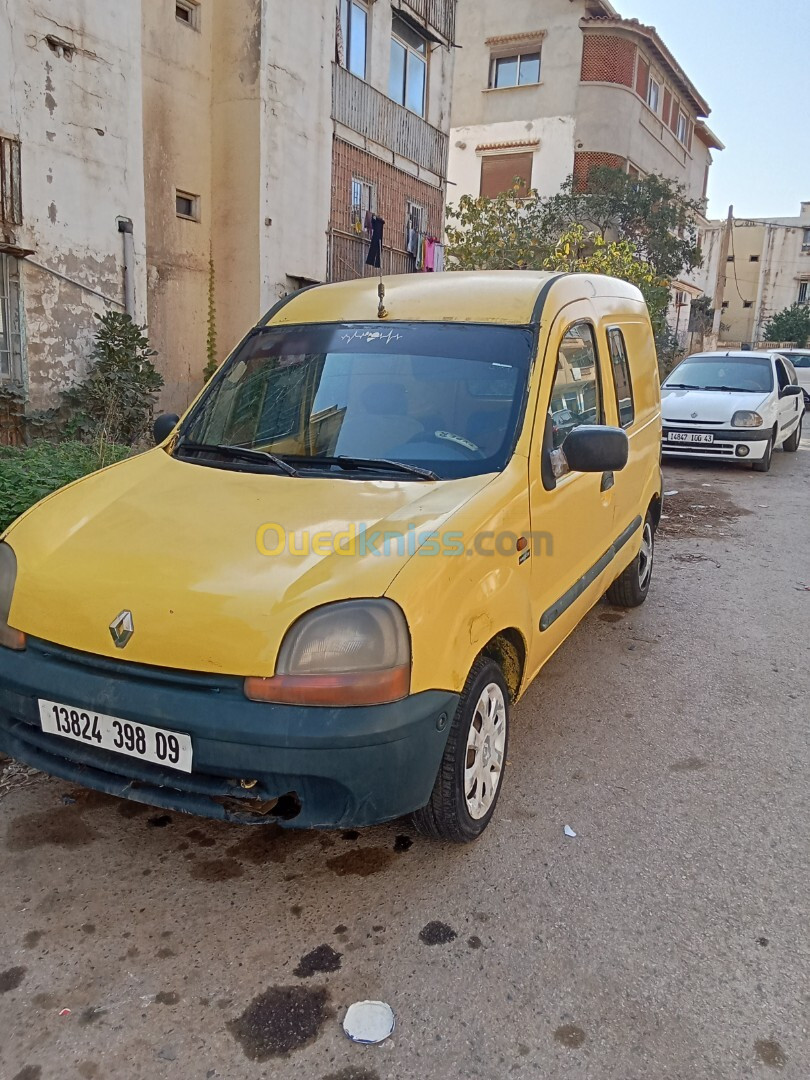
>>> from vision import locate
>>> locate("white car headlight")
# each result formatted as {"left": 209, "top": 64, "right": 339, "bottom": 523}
{"left": 731, "top": 410, "right": 764, "bottom": 428}
{"left": 245, "top": 599, "right": 411, "bottom": 706}
{"left": 0, "top": 542, "right": 25, "bottom": 650}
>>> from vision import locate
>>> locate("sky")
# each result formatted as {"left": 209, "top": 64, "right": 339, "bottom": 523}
{"left": 616, "top": 1, "right": 810, "bottom": 220}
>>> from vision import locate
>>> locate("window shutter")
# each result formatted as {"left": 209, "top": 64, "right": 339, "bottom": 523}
{"left": 635, "top": 56, "right": 649, "bottom": 98}
{"left": 669, "top": 98, "right": 679, "bottom": 133}
{"left": 663, "top": 89, "right": 672, "bottom": 127}
{"left": 480, "top": 153, "right": 533, "bottom": 199}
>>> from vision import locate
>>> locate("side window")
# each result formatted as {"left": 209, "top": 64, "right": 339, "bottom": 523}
{"left": 785, "top": 361, "right": 798, "bottom": 386}
{"left": 775, "top": 359, "right": 790, "bottom": 392}
{"left": 606, "top": 327, "right": 635, "bottom": 428}
{"left": 549, "top": 323, "right": 602, "bottom": 452}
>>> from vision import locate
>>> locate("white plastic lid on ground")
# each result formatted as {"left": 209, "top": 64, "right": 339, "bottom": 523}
{"left": 342, "top": 1000, "right": 396, "bottom": 1044}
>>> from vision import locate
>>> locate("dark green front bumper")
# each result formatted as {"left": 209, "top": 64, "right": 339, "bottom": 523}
{"left": 0, "top": 638, "right": 458, "bottom": 828}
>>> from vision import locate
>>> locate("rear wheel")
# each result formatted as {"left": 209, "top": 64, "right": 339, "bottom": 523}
{"left": 752, "top": 435, "right": 774, "bottom": 472}
{"left": 411, "top": 658, "right": 509, "bottom": 843}
{"left": 783, "top": 418, "right": 802, "bottom": 453}
{"left": 605, "top": 513, "right": 654, "bottom": 608}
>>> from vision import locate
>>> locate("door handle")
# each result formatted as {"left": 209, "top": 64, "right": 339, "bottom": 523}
{"left": 601, "top": 471, "right": 615, "bottom": 492}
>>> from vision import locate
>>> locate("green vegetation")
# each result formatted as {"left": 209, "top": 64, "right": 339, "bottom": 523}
{"left": 762, "top": 304, "right": 810, "bottom": 348}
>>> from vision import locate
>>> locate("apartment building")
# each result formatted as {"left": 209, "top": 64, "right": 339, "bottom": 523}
{"left": 701, "top": 203, "right": 810, "bottom": 345}
{"left": 448, "top": 0, "right": 722, "bottom": 336}
{"left": 1, "top": 0, "right": 456, "bottom": 420}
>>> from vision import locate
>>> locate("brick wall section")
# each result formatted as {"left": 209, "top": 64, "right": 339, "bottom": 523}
{"left": 330, "top": 139, "right": 444, "bottom": 278}
{"left": 573, "top": 151, "right": 627, "bottom": 192}
{"left": 580, "top": 35, "right": 637, "bottom": 87}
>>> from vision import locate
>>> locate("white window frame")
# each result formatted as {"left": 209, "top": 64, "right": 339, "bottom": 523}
{"left": 389, "top": 14, "right": 428, "bottom": 117}
{"left": 175, "top": 0, "right": 200, "bottom": 30}
{"left": 0, "top": 135, "right": 22, "bottom": 226}
{"left": 676, "top": 110, "right": 689, "bottom": 144}
{"left": 406, "top": 200, "right": 424, "bottom": 242}
{"left": 0, "top": 254, "right": 24, "bottom": 384}
{"left": 798, "top": 281, "right": 809, "bottom": 305}
{"left": 803, "top": 228, "right": 810, "bottom": 251}
{"left": 176, "top": 189, "right": 201, "bottom": 221}
{"left": 340, "top": 0, "right": 369, "bottom": 81}
{"left": 647, "top": 75, "right": 660, "bottom": 114}
{"left": 351, "top": 177, "right": 375, "bottom": 228}
{"left": 488, "top": 48, "right": 542, "bottom": 89}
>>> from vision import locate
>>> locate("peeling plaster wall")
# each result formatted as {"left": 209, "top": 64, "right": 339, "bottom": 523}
{"left": 1, "top": 1, "right": 146, "bottom": 410}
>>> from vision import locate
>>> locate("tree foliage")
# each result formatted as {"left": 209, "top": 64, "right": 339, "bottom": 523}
{"left": 762, "top": 304, "right": 810, "bottom": 348}
{"left": 63, "top": 312, "right": 163, "bottom": 445}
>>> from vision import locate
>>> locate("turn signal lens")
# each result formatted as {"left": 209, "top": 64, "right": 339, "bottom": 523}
{"left": 0, "top": 543, "right": 25, "bottom": 651}
{"left": 245, "top": 665, "right": 411, "bottom": 707}
{"left": 731, "top": 410, "right": 763, "bottom": 428}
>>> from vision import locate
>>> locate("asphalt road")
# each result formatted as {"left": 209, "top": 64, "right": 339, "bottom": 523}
{"left": 1, "top": 436, "right": 809, "bottom": 1080}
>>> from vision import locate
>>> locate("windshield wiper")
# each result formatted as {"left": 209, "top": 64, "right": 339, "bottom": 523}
{"left": 704, "top": 385, "right": 758, "bottom": 393}
{"left": 287, "top": 455, "right": 438, "bottom": 481}
{"left": 665, "top": 383, "right": 701, "bottom": 390}
{"left": 175, "top": 441, "right": 299, "bottom": 476}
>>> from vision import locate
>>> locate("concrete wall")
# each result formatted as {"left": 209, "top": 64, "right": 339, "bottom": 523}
{"left": 448, "top": 117, "right": 576, "bottom": 200}
{"left": 2, "top": 0, "right": 146, "bottom": 409}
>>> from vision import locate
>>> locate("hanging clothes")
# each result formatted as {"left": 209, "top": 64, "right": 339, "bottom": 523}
{"left": 433, "top": 243, "right": 445, "bottom": 273}
{"left": 366, "top": 215, "right": 385, "bottom": 268}
{"left": 364, "top": 210, "right": 374, "bottom": 237}
{"left": 423, "top": 237, "right": 436, "bottom": 272}
{"left": 407, "top": 228, "right": 419, "bottom": 257}
{"left": 415, "top": 234, "right": 424, "bottom": 271}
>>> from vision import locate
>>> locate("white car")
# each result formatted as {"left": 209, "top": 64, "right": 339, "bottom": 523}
{"left": 661, "top": 351, "right": 804, "bottom": 472}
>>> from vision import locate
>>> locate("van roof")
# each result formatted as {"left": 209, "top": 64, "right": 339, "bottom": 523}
{"left": 262, "top": 271, "right": 645, "bottom": 328}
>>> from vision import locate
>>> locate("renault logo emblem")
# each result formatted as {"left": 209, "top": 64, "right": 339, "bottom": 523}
{"left": 109, "top": 610, "right": 134, "bottom": 649}
{"left": 691, "top": 411, "right": 698, "bottom": 418}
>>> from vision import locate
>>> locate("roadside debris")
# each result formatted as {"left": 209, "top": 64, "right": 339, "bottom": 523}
{"left": 59, "top": 1008, "right": 71, "bottom": 1017}
{"left": 664, "top": 490, "right": 679, "bottom": 496}
{"left": 342, "top": 1000, "right": 395, "bottom": 1044}
{"left": 564, "top": 825, "right": 577, "bottom": 838}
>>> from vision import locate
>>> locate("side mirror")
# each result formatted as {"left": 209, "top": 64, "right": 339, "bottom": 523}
{"left": 153, "top": 413, "right": 180, "bottom": 444}
{"left": 561, "top": 425, "right": 629, "bottom": 473}
{"left": 781, "top": 385, "right": 803, "bottom": 398}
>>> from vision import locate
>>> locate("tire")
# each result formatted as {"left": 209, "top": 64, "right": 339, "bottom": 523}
{"left": 783, "top": 418, "right": 802, "bottom": 453}
{"left": 411, "top": 657, "right": 509, "bottom": 843}
{"left": 752, "top": 436, "right": 773, "bottom": 472}
{"left": 605, "top": 513, "right": 654, "bottom": 608}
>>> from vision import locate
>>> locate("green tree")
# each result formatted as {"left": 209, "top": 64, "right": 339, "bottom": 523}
{"left": 63, "top": 311, "right": 163, "bottom": 446}
{"left": 762, "top": 304, "right": 810, "bottom": 347}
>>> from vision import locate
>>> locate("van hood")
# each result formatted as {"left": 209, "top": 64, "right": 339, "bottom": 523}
{"left": 6, "top": 449, "right": 494, "bottom": 676}
{"left": 661, "top": 387, "right": 770, "bottom": 424}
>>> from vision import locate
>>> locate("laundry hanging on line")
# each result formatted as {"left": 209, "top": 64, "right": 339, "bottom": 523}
{"left": 366, "top": 215, "right": 385, "bottom": 268}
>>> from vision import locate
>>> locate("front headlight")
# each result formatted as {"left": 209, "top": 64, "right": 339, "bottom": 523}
{"left": 244, "top": 599, "right": 411, "bottom": 706}
{"left": 731, "top": 410, "right": 764, "bottom": 428}
{"left": 0, "top": 543, "right": 26, "bottom": 650}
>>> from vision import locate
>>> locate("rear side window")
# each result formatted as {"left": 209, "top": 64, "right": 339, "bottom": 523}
{"left": 775, "top": 359, "right": 790, "bottom": 391}
{"left": 549, "top": 323, "right": 602, "bottom": 451}
{"left": 607, "top": 327, "right": 635, "bottom": 428}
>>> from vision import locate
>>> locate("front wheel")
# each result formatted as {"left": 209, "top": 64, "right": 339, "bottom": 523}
{"left": 752, "top": 437, "right": 773, "bottom": 472}
{"left": 605, "top": 514, "right": 654, "bottom": 608}
{"left": 783, "top": 418, "right": 802, "bottom": 453}
{"left": 411, "top": 658, "right": 509, "bottom": 843}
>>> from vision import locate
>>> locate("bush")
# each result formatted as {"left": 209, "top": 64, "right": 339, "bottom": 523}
{"left": 0, "top": 441, "right": 130, "bottom": 533}
{"left": 62, "top": 311, "right": 163, "bottom": 445}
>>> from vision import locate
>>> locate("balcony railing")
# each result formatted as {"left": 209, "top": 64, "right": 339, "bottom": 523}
{"left": 398, "top": 0, "right": 455, "bottom": 44}
{"left": 332, "top": 64, "right": 449, "bottom": 178}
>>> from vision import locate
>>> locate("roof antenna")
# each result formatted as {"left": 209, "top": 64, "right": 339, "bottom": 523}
{"left": 377, "top": 273, "right": 388, "bottom": 320}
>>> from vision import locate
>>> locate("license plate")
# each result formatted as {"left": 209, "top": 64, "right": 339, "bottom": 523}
{"left": 39, "top": 699, "right": 193, "bottom": 773}
{"left": 666, "top": 432, "right": 714, "bottom": 444}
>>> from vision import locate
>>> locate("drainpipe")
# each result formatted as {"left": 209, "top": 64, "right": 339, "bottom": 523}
{"left": 117, "top": 217, "right": 136, "bottom": 318}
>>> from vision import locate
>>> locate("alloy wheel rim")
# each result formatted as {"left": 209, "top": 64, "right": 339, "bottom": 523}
{"left": 464, "top": 682, "right": 506, "bottom": 820}
{"left": 638, "top": 522, "right": 653, "bottom": 588}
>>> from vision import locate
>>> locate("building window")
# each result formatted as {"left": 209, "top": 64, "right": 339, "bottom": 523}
{"left": 480, "top": 152, "right": 533, "bottom": 199}
{"left": 175, "top": 0, "right": 200, "bottom": 29}
{"left": 389, "top": 14, "right": 427, "bottom": 116}
{"left": 351, "top": 177, "right": 374, "bottom": 229}
{"left": 647, "top": 75, "right": 660, "bottom": 113}
{"left": 607, "top": 327, "right": 634, "bottom": 428}
{"left": 406, "top": 200, "right": 424, "bottom": 243}
{"left": 750, "top": 255, "right": 760, "bottom": 263}
{"left": 721, "top": 301, "right": 730, "bottom": 310}
{"left": 0, "top": 255, "right": 23, "bottom": 383}
{"left": 803, "top": 228, "right": 810, "bottom": 250}
{"left": 176, "top": 190, "right": 200, "bottom": 221}
{"left": 340, "top": 0, "right": 368, "bottom": 80}
{"left": 0, "top": 136, "right": 22, "bottom": 226}
{"left": 799, "top": 282, "right": 809, "bottom": 305}
{"left": 726, "top": 255, "right": 735, "bottom": 263}
{"left": 489, "top": 49, "right": 541, "bottom": 89}
{"left": 743, "top": 300, "right": 754, "bottom": 309}
{"left": 676, "top": 111, "right": 689, "bottom": 144}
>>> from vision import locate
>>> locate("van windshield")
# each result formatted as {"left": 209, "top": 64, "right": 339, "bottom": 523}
{"left": 177, "top": 322, "right": 534, "bottom": 480}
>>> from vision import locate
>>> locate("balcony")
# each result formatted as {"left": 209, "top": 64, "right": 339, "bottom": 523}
{"left": 332, "top": 64, "right": 449, "bottom": 178}
{"left": 397, "top": 0, "right": 455, "bottom": 44}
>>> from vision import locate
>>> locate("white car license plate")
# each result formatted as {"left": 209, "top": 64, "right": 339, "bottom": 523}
{"left": 38, "top": 699, "right": 192, "bottom": 773}
{"left": 667, "top": 432, "right": 714, "bottom": 444}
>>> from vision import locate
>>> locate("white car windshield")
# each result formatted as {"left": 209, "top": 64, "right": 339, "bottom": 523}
{"left": 664, "top": 356, "right": 773, "bottom": 394}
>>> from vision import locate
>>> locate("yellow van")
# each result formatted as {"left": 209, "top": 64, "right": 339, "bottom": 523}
{"left": 0, "top": 272, "right": 662, "bottom": 841}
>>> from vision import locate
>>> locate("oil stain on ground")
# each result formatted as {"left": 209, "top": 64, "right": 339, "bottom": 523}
{"left": 754, "top": 1039, "right": 787, "bottom": 1068}
{"left": 23, "top": 930, "right": 43, "bottom": 949}
{"left": 155, "top": 991, "right": 180, "bottom": 1005}
{"left": 228, "top": 825, "right": 320, "bottom": 865}
{"left": 7, "top": 808, "right": 97, "bottom": 851}
{"left": 393, "top": 835, "right": 413, "bottom": 852}
{"left": 227, "top": 985, "right": 331, "bottom": 1060}
{"left": 669, "top": 757, "right": 709, "bottom": 773}
{"left": 0, "top": 966, "right": 27, "bottom": 993}
{"left": 12, "top": 1067, "right": 42, "bottom": 1080}
{"left": 326, "top": 848, "right": 395, "bottom": 877}
{"left": 554, "top": 1024, "right": 586, "bottom": 1048}
{"left": 189, "top": 858, "right": 244, "bottom": 882}
{"left": 294, "top": 944, "right": 342, "bottom": 978}
{"left": 419, "top": 921, "right": 457, "bottom": 945}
